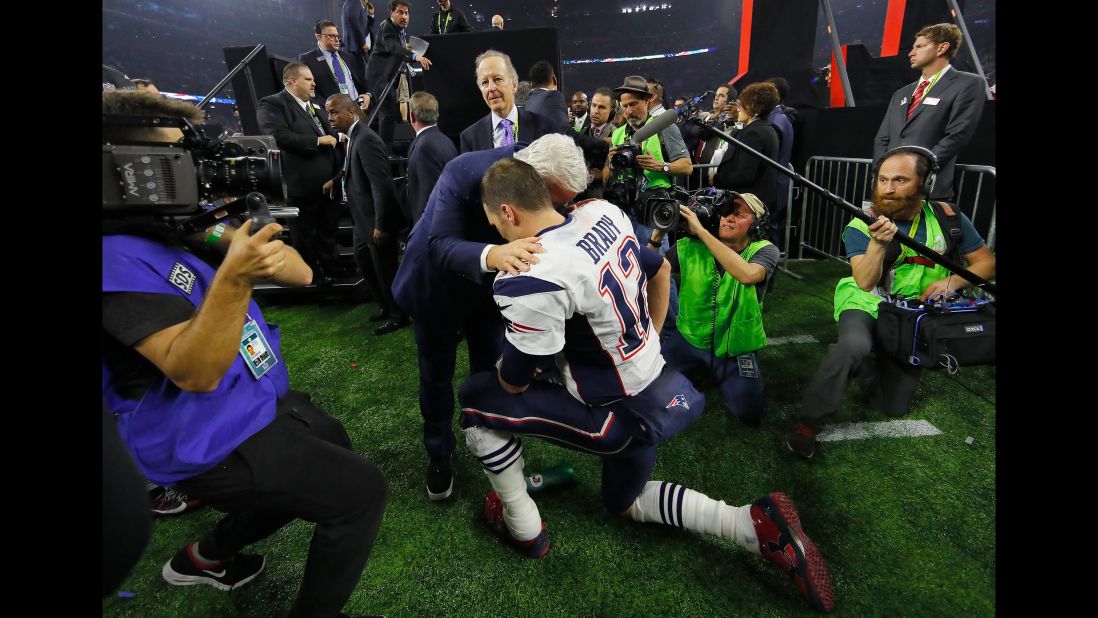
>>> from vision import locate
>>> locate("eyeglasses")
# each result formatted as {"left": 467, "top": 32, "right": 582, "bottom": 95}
{"left": 320, "top": 33, "right": 341, "bottom": 40}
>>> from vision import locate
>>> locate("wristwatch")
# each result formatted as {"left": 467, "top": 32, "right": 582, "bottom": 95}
{"left": 661, "top": 162, "right": 670, "bottom": 173}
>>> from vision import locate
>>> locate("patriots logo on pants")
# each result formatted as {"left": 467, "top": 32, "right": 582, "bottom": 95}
{"left": 665, "top": 394, "right": 690, "bottom": 410}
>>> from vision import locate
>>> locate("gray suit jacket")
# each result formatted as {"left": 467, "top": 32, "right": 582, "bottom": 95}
{"left": 873, "top": 67, "right": 987, "bottom": 200}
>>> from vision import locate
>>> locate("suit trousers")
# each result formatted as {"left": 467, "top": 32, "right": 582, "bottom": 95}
{"left": 174, "top": 390, "right": 388, "bottom": 618}
{"left": 288, "top": 195, "right": 342, "bottom": 276}
{"left": 413, "top": 284, "right": 504, "bottom": 459}
{"left": 797, "top": 309, "right": 922, "bottom": 423}
{"left": 372, "top": 89, "right": 401, "bottom": 153}
{"left": 351, "top": 222, "right": 403, "bottom": 319}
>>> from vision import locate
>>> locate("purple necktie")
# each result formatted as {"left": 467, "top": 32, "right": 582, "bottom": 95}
{"left": 499, "top": 119, "right": 514, "bottom": 146}
{"left": 330, "top": 52, "right": 347, "bottom": 88}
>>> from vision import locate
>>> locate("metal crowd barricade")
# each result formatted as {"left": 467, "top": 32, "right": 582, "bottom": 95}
{"left": 789, "top": 157, "right": 997, "bottom": 266}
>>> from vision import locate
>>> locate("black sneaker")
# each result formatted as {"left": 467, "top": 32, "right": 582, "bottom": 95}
{"left": 426, "top": 456, "right": 454, "bottom": 501}
{"left": 162, "top": 544, "right": 265, "bottom": 591}
{"left": 373, "top": 318, "right": 410, "bottom": 336}
{"left": 786, "top": 421, "right": 820, "bottom": 459}
{"left": 149, "top": 485, "right": 203, "bottom": 517}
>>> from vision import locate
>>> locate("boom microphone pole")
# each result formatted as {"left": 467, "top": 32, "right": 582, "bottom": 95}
{"left": 664, "top": 102, "right": 997, "bottom": 297}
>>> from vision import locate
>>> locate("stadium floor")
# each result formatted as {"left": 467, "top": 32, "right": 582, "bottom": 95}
{"left": 103, "top": 258, "right": 995, "bottom": 617}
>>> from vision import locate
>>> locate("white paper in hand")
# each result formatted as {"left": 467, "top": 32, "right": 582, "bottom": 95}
{"left": 407, "top": 36, "right": 429, "bottom": 56}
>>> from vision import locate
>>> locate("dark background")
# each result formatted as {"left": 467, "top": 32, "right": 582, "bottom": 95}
{"left": 103, "top": 0, "right": 995, "bottom": 134}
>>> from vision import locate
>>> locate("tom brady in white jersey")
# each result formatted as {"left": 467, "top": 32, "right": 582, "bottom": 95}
{"left": 457, "top": 151, "right": 835, "bottom": 613}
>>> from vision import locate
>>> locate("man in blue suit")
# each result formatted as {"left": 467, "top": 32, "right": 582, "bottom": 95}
{"left": 523, "top": 61, "right": 569, "bottom": 130}
{"left": 391, "top": 134, "right": 589, "bottom": 500}
{"left": 406, "top": 91, "right": 458, "bottom": 224}
{"left": 341, "top": 0, "right": 376, "bottom": 65}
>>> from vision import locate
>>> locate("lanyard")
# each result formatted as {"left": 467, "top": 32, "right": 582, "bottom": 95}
{"left": 920, "top": 66, "right": 947, "bottom": 98}
{"left": 437, "top": 11, "right": 451, "bottom": 33}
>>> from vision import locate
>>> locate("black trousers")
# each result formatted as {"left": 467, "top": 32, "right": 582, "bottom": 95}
{"left": 374, "top": 90, "right": 400, "bottom": 153}
{"left": 797, "top": 310, "right": 923, "bottom": 423}
{"left": 288, "top": 195, "right": 342, "bottom": 277}
{"left": 350, "top": 213, "right": 403, "bottom": 319}
{"left": 175, "top": 391, "right": 388, "bottom": 618}
{"left": 102, "top": 406, "right": 152, "bottom": 597}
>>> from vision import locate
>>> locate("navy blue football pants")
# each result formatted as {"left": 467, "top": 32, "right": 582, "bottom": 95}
{"left": 458, "top": 367, "right": 704, "bottom": 513}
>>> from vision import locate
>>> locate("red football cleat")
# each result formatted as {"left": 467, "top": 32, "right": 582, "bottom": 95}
{"left": 751, "top": 491, "right": 835, "bottom": 613}
{"left": 483, "top": 491, "right": 551, "bottom": 559}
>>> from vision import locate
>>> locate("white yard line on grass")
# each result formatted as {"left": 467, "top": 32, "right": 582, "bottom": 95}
{"left": 766, "top": 335, "right": 819, "bottom": 346}
{"left": 817, "top": 420, "right": 943, "bottom": 442}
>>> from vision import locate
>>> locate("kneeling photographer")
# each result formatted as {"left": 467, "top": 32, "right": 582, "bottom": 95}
{"left": 102, "top": 90, "right": 388, "bottom": 618}
{"left": 786, "top": 146, "right": 996, "bottom": 460}
{"left": 648, "top": 191, "right": 779, "bottom": 424}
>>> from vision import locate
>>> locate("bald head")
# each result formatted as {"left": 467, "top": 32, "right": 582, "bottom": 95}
{"left": 324, "top": 94, "right": 359, "bottom": 133}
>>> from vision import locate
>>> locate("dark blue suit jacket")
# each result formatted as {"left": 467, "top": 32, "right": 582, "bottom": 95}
{"left": 340, "top": 0, "right": 376, "bottom": 63}
{"left": 392, "top": 144, "right": 520, "bottom": 317}
{"left": 767, "top": 106, "right": 795, "bottom": 208}
{"left": 406, "top": 125, "right": 459, "bottom": 224}
{"left": 458, "top": 108, "right": 557, "bottom": 154}
{"left": 523, "top": 89, "right": 569, "bottom": 130}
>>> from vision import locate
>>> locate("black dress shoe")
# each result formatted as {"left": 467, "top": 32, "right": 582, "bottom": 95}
{"left": 373, "top": 318, "right": 409, "bottom": 335}
{"left": 369, "top": 309, "right": 389, "bottom": 323}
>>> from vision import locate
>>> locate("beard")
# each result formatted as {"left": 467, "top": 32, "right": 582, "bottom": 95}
{"left": 872, "top": 191, "right": 922, "bottom": 220}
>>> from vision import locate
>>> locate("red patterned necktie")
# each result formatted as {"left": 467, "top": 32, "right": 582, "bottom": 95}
{"left": 907, "top": 79, "right": 929, "bottom": 118}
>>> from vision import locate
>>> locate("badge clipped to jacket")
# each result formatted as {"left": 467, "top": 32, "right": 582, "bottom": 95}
{"left": 240, "top": 317, "right": 278, "bottom": 379}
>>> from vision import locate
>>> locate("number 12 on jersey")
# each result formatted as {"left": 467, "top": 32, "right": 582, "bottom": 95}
{"left": 598, "top": 237, "right": 652, "bottom": 359}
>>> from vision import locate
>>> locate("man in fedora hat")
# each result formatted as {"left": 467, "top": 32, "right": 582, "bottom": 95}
{"left": 602, "top": 75, "right": 692, "bottom": 325}
{"left": 602, "top": 75, "right": 691, "bottom": 241}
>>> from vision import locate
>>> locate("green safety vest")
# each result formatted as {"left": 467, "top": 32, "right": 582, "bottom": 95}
{"left": 675, "top": 237, "right": 770, "bottom": 357}
{"left": 611, "top": 116, "right": 671, "bottom": 190}
{"left": 832, "top": 200, "right": 952, "bottom": 321}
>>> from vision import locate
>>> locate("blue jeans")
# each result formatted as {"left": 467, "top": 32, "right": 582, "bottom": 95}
{"left": 660, "top": 330, "right": 766, "bottom": 422}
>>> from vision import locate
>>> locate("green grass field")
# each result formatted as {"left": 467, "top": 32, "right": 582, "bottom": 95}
{"left": 103, "top": 259, "right": 995, "bottom": 617}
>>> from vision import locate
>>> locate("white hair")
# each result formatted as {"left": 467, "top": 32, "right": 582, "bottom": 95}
{"left": 514, "top": 133, "right": 588, "bottom": 194}
{"left": 474, "top": 49, "right": 519, "bottom": 85}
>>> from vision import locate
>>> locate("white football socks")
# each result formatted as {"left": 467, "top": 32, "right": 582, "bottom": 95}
{"left": 464, "top": 426, "right": 543, "bottom": 541}
{"left": 629, "top": 480, "right": 760, "bottom": 554}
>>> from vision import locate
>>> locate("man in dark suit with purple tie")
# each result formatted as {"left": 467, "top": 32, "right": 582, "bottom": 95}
{"left": 299, "top": 20, "right": 367, "bottom": 108}
{"left": 458, "top": 50, "right": 559, "bottom": 154}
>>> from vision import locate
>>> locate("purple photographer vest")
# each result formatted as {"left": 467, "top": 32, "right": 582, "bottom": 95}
{"left": 102, "top": 235, "right": 289, "bottom": 485}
